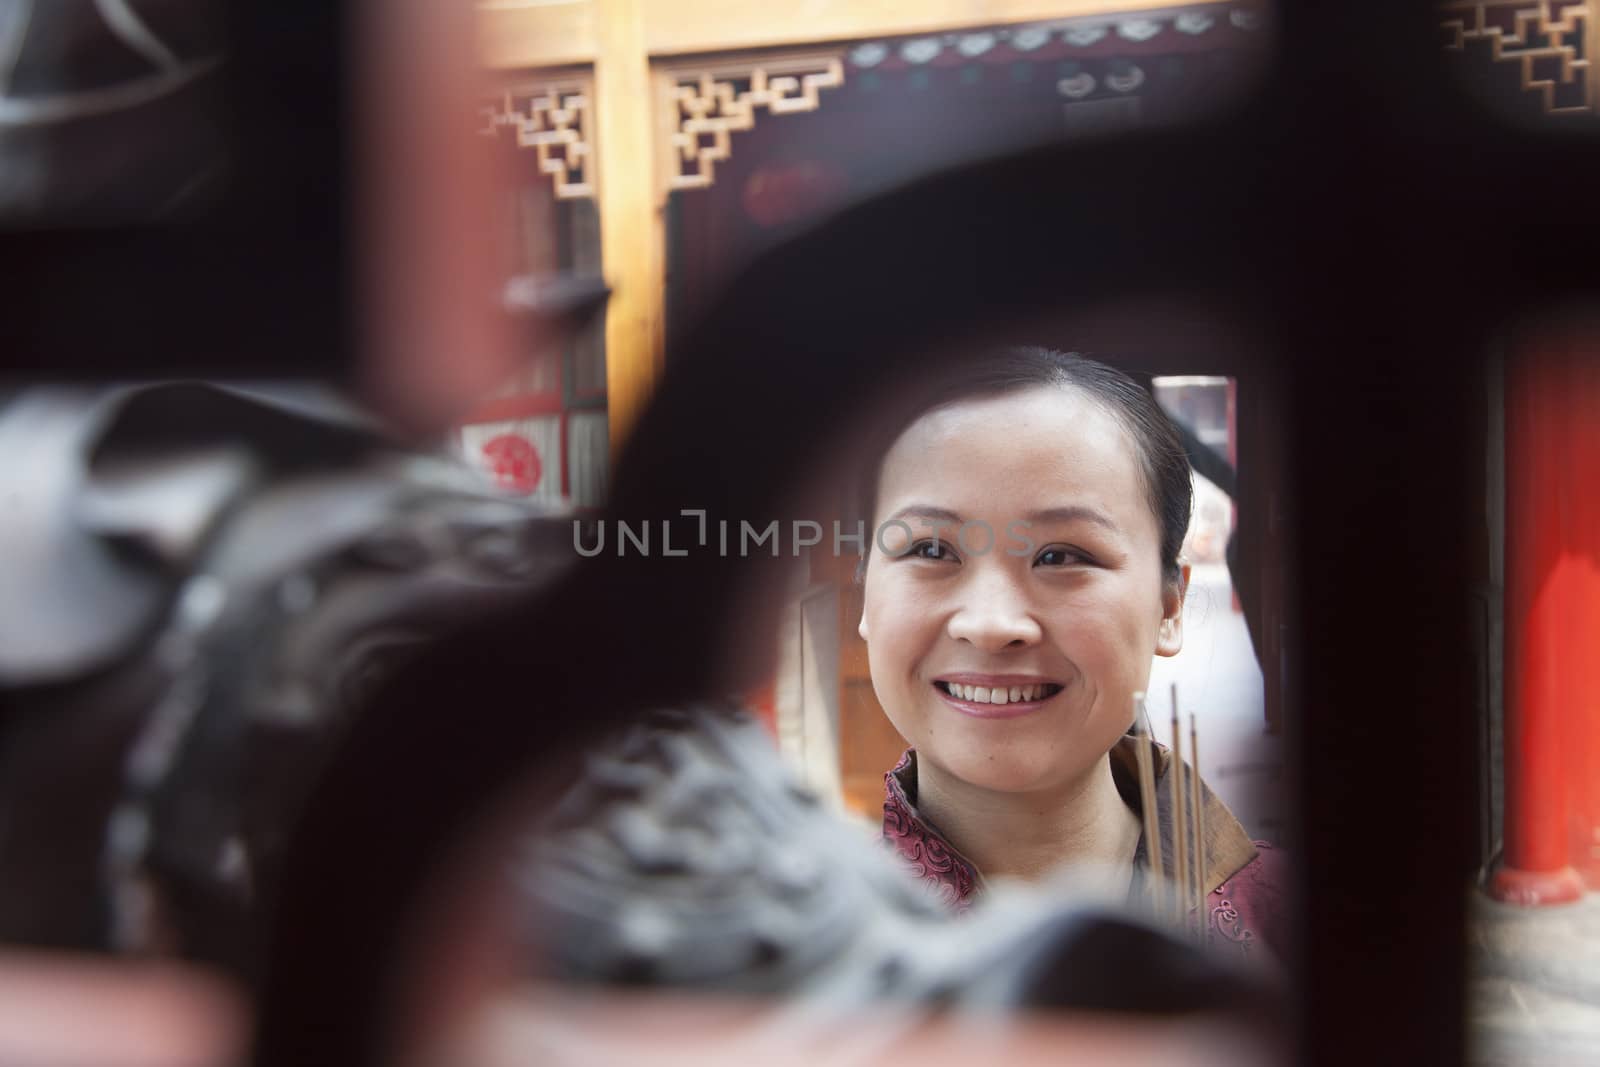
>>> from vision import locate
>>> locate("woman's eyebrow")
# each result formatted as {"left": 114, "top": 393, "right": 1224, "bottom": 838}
{"left": 1023, "top": 506, "right": 1120, "bottom": 532}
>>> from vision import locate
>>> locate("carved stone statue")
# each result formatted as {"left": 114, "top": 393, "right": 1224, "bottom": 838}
{"left": 0, "top": 381, "right": 571, "bottom": 972}
{"left": 514, "top": 705, "right": 1280, "bottom": 1025}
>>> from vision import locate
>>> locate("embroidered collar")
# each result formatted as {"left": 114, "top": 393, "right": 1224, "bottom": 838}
{"left": 881, "top": 736, "right": 1259, "bottom": 909}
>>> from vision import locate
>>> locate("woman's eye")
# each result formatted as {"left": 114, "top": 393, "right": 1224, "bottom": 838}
{"left": 1036, "top": 545, "right": 1089, "bottom": 567}
{"left": 908, "top": 539, "right": 957, "bottom": 562}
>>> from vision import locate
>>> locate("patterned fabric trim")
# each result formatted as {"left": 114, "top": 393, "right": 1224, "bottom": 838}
{"left": 880, "top": 747, "right": 1290, "bottom": 966}
{"left": 881, "top": 751, "right": 978, "bottom": 912}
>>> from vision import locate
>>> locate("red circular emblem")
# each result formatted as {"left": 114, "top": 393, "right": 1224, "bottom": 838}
{"left": 480, "top": 433, "right": 542, "bottom": 494}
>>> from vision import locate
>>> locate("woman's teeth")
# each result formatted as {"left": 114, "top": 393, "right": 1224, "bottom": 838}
{"left": 939, "top": 682, "right": 1056, "bottom": 704}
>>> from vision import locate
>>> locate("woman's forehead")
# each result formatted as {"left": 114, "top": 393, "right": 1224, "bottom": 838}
{"left": 879, "top": 386, "right": 1144, "bottom": 507}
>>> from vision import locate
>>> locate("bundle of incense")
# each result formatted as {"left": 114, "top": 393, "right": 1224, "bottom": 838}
{"left": 1189, "top": 711, "right": 1206, "bottom": 938}
{"left": 1130, "top": 692, "right": 1164, "bottom": 916}
{"left": 1168, "top": 682, "right": 1189, "bottom": 927}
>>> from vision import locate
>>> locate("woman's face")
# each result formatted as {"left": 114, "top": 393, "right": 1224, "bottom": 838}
{"left": 859, "top": 385, "right": 1186, "bottom": 796}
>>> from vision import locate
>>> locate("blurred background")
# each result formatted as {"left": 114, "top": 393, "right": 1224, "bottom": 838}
{"left": 8, "top": 2, "right": 1600, "bottom": 1066}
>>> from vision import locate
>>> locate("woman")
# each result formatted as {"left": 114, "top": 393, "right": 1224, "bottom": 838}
{"left": 859, "top": 347, "right": 1288, "bottom": 962}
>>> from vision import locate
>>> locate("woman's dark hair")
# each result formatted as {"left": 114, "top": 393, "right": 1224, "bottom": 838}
{"left": 859, "top": 346, "right": 1193, "bottom": 585}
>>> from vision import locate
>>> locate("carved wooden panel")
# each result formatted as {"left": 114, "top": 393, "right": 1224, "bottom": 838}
{"left": 661, "top": 53, "right": 846, "bottom": 191}
{"left": 1441, "top": 1, "right": 1592, "bottom": 115}
{"left": 482, "top": 73, "right": 596, "bottom": 199}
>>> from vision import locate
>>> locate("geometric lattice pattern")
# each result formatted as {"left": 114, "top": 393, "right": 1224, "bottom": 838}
{"left": 1441, "top": 0, "right": 1592, "bottom": 115}
{"left": 481, "top": 73, "right": 595, "bottom": 200}
{"left": 665, "top": 54, "right": 846, "bottom": 191}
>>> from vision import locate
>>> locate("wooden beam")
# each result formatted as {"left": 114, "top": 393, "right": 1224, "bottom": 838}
{"left": 479, "top": 0, "right": 597, "bottom": 70}
{"left": 479, "top": 0, "right": 1237, "bottom": 69}
{"left": 643, "top": 0, "right": 1234, "bottom": 56}
{"left": 593, "top": 0, "right": 666, "bottom": 460}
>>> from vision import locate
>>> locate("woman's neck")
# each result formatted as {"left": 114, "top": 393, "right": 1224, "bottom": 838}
{"left": 915, "top": 753, "right": 1141, "bottom": 891}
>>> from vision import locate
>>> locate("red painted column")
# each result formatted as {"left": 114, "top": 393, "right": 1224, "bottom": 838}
{"left": 1491, "top": 334, "right": 1589, "bottom": 904}
{"left": 1564, "top": 345, "right": 1600, "bottom": 888}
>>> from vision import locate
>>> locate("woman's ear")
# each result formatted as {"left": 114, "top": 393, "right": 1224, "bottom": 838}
{"left": 1155, "top": 561, "right": 1191, "bottom": 657}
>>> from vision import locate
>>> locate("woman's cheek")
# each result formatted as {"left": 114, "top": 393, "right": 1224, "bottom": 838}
{"left": 1068, "top": 584, "right": 1152, "bottom": 658}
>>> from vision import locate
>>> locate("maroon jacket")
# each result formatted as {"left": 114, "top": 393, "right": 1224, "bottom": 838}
{"left": 882, "top": 737, "right": 1291, "bottom": 964}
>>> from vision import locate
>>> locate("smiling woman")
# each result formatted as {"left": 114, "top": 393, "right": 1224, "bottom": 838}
{"left": 857, "top": 347, "right": 1288, "bottom": 962}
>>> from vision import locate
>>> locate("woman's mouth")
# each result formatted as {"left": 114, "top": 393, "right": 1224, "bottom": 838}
{"left": 932, "top": 679, "right": 1063, "bottom": 718}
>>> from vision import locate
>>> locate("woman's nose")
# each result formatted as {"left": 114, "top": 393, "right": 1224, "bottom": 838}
{"left": 945, "top": 574, "right": 1042, "bottom": 651}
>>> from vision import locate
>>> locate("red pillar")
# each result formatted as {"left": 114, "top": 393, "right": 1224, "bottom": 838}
{"left": 1490, "top": 333, "right": 1592, "bottom": 904}
{"left": 1565, "top": 347, "right": 1600, "bottom": 888}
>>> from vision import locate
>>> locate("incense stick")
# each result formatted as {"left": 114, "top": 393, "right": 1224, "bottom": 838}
{"left": 1189, "top": 712, "right": 1205, "bottom": 943}
{"left": 1169, "top": 683, "right": 1188, "bottom": 926}
{"left": 1131, "top": 693, "right": 1163, "bottom": 916}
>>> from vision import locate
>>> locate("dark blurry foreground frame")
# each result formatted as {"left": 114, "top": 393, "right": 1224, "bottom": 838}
{"left": 6, "top": 3, "right": 1595, "bottom": 1066}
